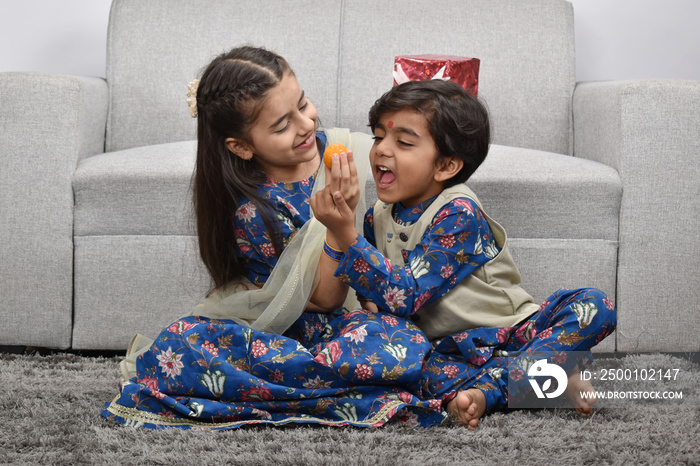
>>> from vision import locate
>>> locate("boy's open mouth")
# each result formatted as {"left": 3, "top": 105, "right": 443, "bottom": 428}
{"left": 376, "top": 166, "right": 396, "bottom": 188}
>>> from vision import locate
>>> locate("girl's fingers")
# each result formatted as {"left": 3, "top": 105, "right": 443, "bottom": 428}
{"left": 309, "top": 189, "right": 329, "bottom": 216}
{"left": 339, "top": 152, "right": 351, "bottom": 188}
{"left": 337, "top": 152, "right": 359, "bottom": 196}
{"left": 333, "top": 190, "right": 351, "bottom": 214}
{"left": 339, "top": 151, "right": 361, "bottom": 210}
{"left": 325, "top": 151, "right": 359, "bottom": 212}
{"left": 329, "top": 154, "right": 341, "bottom": 194}
{"left": 346, "top": 151, "right": 357, "bottom": 182}
{"left": 309, "top": 191, "right": 319, "bottom": 214}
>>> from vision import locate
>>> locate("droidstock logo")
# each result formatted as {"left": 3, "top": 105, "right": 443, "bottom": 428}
{"left": 527, "top": 359, "right": 568, "bottom": 399}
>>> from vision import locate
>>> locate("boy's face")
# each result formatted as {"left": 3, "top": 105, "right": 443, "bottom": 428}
{"left": 371, "top": 109, "right": 458, "bottom": 207}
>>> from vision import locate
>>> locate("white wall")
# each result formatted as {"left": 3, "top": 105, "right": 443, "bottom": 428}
{"left": 569, "top": 0, "right": 700, "bottom": 81}
{"left": 0, "top": 0, "right": 698, "bottom": 82}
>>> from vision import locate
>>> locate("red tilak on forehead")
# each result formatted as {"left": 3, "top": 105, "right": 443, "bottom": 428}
{"left": 387, "top": 120, "right": 394, "bottom": 128}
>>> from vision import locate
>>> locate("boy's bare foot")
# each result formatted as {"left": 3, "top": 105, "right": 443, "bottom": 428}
{"left": 564, "top": 366, "right": 597, "bottom": 417}
{"left": 446, "top": 388, "right": 487, "bottom": 430}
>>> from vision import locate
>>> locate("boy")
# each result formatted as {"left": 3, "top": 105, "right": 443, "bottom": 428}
{"left": 310, "top": 80, "right": 616, "bottom": 429}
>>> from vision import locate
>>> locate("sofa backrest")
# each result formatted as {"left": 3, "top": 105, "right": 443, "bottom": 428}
{"left": 106, "top": 0, "right": 575, "bottom": 155}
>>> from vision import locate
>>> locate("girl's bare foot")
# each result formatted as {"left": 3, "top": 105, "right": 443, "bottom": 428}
{"left": 564, "top": 366, "right": 597, "bottom": 417}
{"left": 446, "top": 388, "right": 487, "bottom": 430}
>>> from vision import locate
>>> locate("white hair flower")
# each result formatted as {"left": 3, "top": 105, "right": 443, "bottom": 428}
{"left": 186, "top": 79, "right": 199, "bottom": 118}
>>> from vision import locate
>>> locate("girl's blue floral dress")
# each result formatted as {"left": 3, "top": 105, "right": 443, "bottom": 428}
{"left": 101, "top": 136, "right": 445, "bottom": 430}
{"left": 334, "top": 196, "right": 617, "bottom": 413}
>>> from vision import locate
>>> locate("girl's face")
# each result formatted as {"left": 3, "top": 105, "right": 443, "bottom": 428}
{"left": 371, "top": 109, "right": 461, "bottom": 207}
{"left": 229, "top": 73, "right": 319, "bottom": 182}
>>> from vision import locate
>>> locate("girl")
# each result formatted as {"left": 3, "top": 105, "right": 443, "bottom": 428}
{"left": 102, "top": 46, "right": 444, "bottom": 429}
{"left": 310, "top": 79, "right": 617, "bottom": 430}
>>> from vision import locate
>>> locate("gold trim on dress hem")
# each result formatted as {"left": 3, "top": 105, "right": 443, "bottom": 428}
{"left": 104, "top": 396, "right": 410, "bottom": 429}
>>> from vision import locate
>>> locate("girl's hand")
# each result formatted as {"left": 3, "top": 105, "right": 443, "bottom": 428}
{"left": 309, "top": 186, "right": 358, "bottom": 251}
{"left": 307, "top": 151, "right": 360, "bottom": 312}
{"left": 327, "top": 151, "right": 360, "bottom": 213}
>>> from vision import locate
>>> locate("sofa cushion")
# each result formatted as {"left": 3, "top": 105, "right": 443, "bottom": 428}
{"left": 74, "top": 141, "right": 197, "bottom": 236}
{"left": 72, "top": 234, "right": 209, "bottom": 350}
{"left": 469, "top": 145, "right": 622, "bottom": 241}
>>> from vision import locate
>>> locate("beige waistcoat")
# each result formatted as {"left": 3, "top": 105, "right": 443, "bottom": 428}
{"left": 372, "top": 184, "right": 539, "bottom": 340}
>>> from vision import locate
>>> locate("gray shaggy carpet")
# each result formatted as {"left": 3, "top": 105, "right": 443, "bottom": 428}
{"left": 1, "top": 351, "right": 698, "bottom": 465}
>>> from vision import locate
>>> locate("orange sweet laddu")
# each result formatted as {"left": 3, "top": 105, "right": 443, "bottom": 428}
{"left": 323, "top": 143, "right": 348, "bottom": 168}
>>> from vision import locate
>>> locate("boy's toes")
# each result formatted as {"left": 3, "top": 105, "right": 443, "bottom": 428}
{"left": 447, "top": 388, "right": 487, "bottom": 429}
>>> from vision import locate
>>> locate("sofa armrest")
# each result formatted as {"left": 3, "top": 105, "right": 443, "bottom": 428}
{"left": 573, "top": 80, "right": 700, "bottom": 352}
{"left": 0, "top": 72, "right": 108, "bottom": 349}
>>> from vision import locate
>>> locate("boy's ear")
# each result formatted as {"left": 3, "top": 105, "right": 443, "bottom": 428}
{"left": 434, "top": 157, "right": 464, "bottom": 183}
{"left": 225, "top": 137, "right": 254, "bottom": 160}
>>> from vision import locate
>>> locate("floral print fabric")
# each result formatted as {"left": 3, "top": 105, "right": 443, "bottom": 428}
{"left": 337, "top": 196, "right": 499, "bottom": 317}
{"left": 422, "top": 287, "right": 617, "bottom": 411}
{"left": 101, "top": 136, "right": 446, "bottom": 429}
{"left": 232, "top": 166, "right": 316, "bottom": 287}
{"left": 102, "top": 311, "right": 445, "bottom": 429}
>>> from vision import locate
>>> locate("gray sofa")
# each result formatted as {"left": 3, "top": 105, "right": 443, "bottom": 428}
{"left": 1, "top": 0, "right": 698, "bottom": 353}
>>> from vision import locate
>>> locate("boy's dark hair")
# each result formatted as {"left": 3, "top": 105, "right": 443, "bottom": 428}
{"left": 368, "top": 79, "right": 490, "bottom": 187}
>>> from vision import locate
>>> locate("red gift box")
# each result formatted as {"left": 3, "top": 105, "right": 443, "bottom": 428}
{"left": 393, "top": 54, "right": 480, "bottom": 96}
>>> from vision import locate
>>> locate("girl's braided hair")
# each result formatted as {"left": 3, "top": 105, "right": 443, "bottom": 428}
{"left": 192, "top": 46, "right": 293, "bottom": 293}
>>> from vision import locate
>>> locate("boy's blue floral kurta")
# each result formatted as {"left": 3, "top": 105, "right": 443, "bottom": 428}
{"left": 337, "top": 197, "right": 499, "bottom": 317}
{"left": 101, "top": 136, "right": 445, "bottom": 429}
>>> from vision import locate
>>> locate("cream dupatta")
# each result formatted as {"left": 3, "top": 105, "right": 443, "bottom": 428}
{"left": 120, "top": 129, "right": 373, "bottom": 379}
